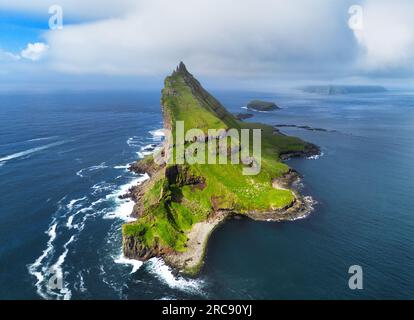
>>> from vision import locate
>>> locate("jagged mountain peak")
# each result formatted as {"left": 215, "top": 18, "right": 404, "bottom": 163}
{"left": 174, "top": 61, "right": 191, "bottom": 76}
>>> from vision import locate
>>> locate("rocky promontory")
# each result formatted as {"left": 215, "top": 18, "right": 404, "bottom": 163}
{"left": 121, "top": 62, "right": 320, "bottom": 276}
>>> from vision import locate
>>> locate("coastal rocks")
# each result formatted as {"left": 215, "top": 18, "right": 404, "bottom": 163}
{"left": 163, "top": 210, "right": 231, "bottom": 275}
{"left": 271, "top": 169, "right": 302, "bottom": 190}
{"left": 129, "top": 157, "right": 163, "bottom": 177}
{"left": 246, "top": 195, "right": 313, "bottom": 222}
{"left": 234, "top": 113, "right": 254, "bottom": 121}
{"left": 123, "top": 234, "right": 172, "bottom": 261}
{"left": 279, "top": 142, "right": 321, "bottom": 160}
{"left": 248, "top": 169, "right": 312, "bottom": 221}
{"left": 274, "top": 124, "right": 337, "bottom": 133}
{"left": 247, "top": 100, "right": 280, "bottom": 111}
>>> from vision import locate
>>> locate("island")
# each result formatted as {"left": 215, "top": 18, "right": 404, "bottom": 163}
{"left": 246, "top": 100, "right": 280, "bottom": 111}
{"left": 122, "top": 62, "right": 319, "bottom": 276}
{"left": 301, "top": 85, "right": 387, "bottom": 95}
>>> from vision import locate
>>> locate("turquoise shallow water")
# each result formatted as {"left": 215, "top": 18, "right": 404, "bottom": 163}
{"left": 0, "top": 89, "right": 413, "bottom": 299}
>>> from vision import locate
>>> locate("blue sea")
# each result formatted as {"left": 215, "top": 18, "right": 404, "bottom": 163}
{"left": 0, "top": 88, "right": 413, "bottom": 299}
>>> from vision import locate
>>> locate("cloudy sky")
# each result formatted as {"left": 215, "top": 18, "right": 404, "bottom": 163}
{"left": 0, "top": 0, "right": 413, "bottom": 91}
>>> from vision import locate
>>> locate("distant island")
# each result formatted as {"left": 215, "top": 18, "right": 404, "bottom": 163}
{"left": 301, "top": 85, "right": 387, "bottom": 95}
{"left": 122, "top": 63, "right": 319, "bottom": 276}
{"left": 246, "top": 100, "right": 280, "bottom": 111}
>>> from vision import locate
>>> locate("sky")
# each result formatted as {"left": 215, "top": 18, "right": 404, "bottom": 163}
{"left": 0, "top": 0, "right": 413, "bottom": 91}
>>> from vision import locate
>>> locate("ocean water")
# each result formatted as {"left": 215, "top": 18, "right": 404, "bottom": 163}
{"left": 0, "top": 89, "right": 413, "bottom": 299}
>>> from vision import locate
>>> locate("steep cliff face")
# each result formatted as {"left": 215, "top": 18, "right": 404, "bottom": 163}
{"left": 122, "top": 63, "right": 319, "bottom": 274}
{"left": 169, "top": 62, "right": 239, "bottom": 128}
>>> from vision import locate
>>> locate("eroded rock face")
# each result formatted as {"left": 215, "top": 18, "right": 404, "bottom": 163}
{"left": 123, "top": 235, "right": 172, "bottom": 261}
{"left": 129, "top": 158, "right": 162, "bottom": 176}
{"left": 165, "top": 165, "right": 205, "bottom": 188}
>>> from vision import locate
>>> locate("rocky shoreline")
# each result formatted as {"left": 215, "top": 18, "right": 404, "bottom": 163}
{"left": 122, "top": 157, "right": 318, "bottom": 276}
{"left": 120, "top": 127, "right": 320, "bottom": 275}
{"left": 275, "top": 124, "right": 337, "bottom": 133}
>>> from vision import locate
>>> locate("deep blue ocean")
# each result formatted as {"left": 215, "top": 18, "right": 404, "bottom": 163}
{"left": 0, "top": 88, "right": 413, "bottom": 299}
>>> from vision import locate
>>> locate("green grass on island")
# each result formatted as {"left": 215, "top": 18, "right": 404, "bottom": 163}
{"left": 122, "top": 63, "right": 310, "bottom": 254}
{"left": 247, "top": 100, "right": 279, "bottom": 111}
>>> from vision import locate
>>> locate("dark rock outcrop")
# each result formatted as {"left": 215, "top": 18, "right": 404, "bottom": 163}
{"left": 234, "top": 113, "right": 254, "bottom": 121}
{"left": 279, "top": 142, "right": 321, "bottom": 160}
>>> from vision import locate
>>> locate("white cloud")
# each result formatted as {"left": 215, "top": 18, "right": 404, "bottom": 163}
{"left": 353, "top": 0, "right": 414, "bottom": 71}
{"left": 0, "top": 49, "right": 21, "bottom": 62}
{"left": 0, "top": 0, "right": 138, "bottom": 20}
{"left": 21, "top": 42, "right": 49, "bottom": 61}
{"left": 2, "top": 0, "right": 414, "bottom": 85}
{"left": 42, "top": 0, "right": 355, "bottom": 77}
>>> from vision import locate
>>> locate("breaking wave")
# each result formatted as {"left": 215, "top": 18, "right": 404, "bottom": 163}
{"left": 149, "top": 129, "right": 165, "bottom": 141}
{"left": 103, "top": 173, "right": 149, "bottom": 222}
{"left": 76, "top": 162, "right": 108, "bottom": 178}
{"left": 114, "top": 253, "right": 143, "bottom": 274}
{"left": 146, "top": 258, "right": 205, "bottom": 295}
{"left": 28, "top": 126, "right": 185, "bottom": 299}
{"left": 307, "top": 152, "right": 325, "bottom": 160}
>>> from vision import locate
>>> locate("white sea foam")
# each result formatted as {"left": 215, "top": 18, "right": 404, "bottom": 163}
{"left": 91, "top": 198, "right": 106, "bottom": 206}
{"left": 28, "top": 136, "right": 56, "bottom": 142}
{"left": 66, "top": 215, "right": 75, "bottom": 229}
{"left": 66, "top": 206, "right": 96, "bottom": 230}
{"left": 66, "top": 197, "right": 87, "bottom": 211}
{"left": 149, "top": 129, "right": 165, "bottom": 141}
{"left": 104, "top": 200, "right": 137, "bottom": 222}
{"left": 78, "top": 272, "right": 87, "bottom": 293}
{"left": 112, "top": 173, "right": 149, "bottom": 199}
{"left": 307, "top": 152, "right": 324, "bottom": 160}
{"left": 291, "top": 196, "right": 318, "bottom": 221}
{"left": 103, "top": 174, "right": 149, "bottom": 222}
{"left": 142, "top": 143, "right": 156, "bottom": 150}
{"left": 0, "top": 141, "right": 66, "bottom": 163}
{"left": 127, "top": 136, "right": 141, "bottom": 147}
{"left": 28, "top": 222, "right": 58, "bottom": 299}
{"left": 137, "top": 151, "right": 153, "bottom": 158}
{"left": 47, "top": 235, "right": 75, "bottom": 300}
{"left": 114, "top": 254, "right": 143, "bottom": 274}
{"left": 147, "top": 258, "right": 205, "bottom": 294}
{"left": 76, "top": 162, "right": 108, "bottom": 178}
{"left": 137, "top": 143, "right": 160, "bottom": 159}
{"left": 114, "top": 164, "right": 130, "bottom": 170}
{"left": 91, "top": 181, "right": 115, "bottom": 195}
{"left": 241, "top": 106, "right": 271, "bottom": 113}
